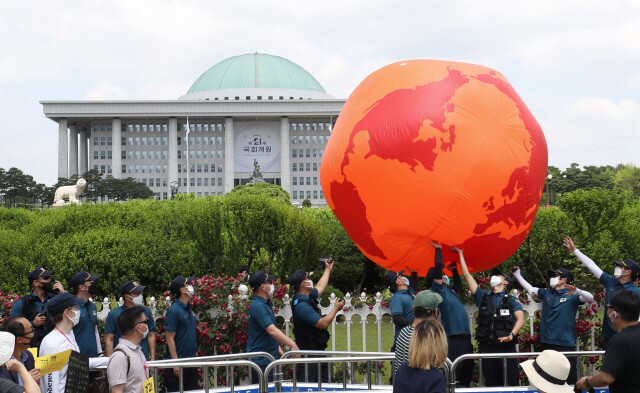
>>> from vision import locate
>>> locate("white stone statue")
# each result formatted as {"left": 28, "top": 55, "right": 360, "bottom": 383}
{"left": 53, "top": 178, "right": 87, "bottom": 207}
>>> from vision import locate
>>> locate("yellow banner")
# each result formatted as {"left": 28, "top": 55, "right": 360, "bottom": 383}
{"left": 35, "top": 349, "right": 72, "bottom": 375}
{"left": 27, "top": 347, "right": 38, "bottom": 358}
{"left": 143, "top": 376, "right": 154, "bottom": 393}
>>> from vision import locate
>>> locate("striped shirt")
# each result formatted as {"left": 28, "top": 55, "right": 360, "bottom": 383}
{"left": 394, "top": 325, "right": 414, "bottom": 377}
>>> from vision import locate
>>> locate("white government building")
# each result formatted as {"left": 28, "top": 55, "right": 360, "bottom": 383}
{"left": 41, "top": 53, "right": 345, "bottom": 204}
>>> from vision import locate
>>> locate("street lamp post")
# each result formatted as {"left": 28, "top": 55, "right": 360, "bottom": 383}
{"left": 545, "top": 173, "right": 553, "bottom": 208}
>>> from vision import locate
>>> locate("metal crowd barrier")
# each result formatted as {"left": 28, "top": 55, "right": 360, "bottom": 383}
{"left": 265, "top": 354, "right": 452, "bottom": 393}
{"left": 449, "top": 350, "right": 606, "bottom": 393}
{"left": 281, "top": 350, "right": 395, "bottom": 385}
{"left": 91, "top": 350, "right": 607, "bottom": 393}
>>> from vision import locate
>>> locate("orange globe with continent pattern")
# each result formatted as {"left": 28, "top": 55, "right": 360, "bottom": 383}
{"left": 320, "top": 60, "right": 548, "bottom": 275}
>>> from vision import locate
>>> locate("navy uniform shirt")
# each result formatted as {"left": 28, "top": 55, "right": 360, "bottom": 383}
{"left": 10, "top": 292, "right": 55, "bottom": 318}
{"left": 600, "top": 272, "right": 640, "bottom": 340}
{"left": 473, "top": 290, "right": 523, "bottom": 311}
{"left": 292, "top": 288, "right": 322, "bottom": 327}
{"left": 537, "top": 288, "right": 583, "bottom": 347}
{"left": 390, "top": 289, "right": 415, "bottom": 343}
{"left": 246, "top": 296, "right": 279, "bottom": 366}
{"left": 73, "top": 298, "right": 99, "bottom": 357}
{"left": 165, "top": 299, "right": 197, "bottom": 359}
{"left": 105, "top": 305, "right": 157, "bottom": 360}
{"left": 393, "top": 363, "right": 446, "bottom": 393}
{"left": 431, "top": 282, "right": 471, "bottom": 336}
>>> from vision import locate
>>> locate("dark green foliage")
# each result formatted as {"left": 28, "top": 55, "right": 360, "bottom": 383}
{"left": 0, "top": 185, "right": 369, "bottom": 297}
{"left": 504, "top": 188, "right": 640, "bottom": 294}
{"left": 0, "top": 167, "right": 154, "bottom": 208}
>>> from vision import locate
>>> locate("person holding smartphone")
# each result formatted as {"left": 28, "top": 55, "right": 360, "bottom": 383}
{"left": 289, "top": 258, "right": 345, "bottom": 383}
{"left": 10, "top": 267, "right": 64, "bottom": 349}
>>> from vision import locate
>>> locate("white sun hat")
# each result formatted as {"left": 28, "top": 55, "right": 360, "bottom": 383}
{"left": 0, "top": 331, "right": 16, "bottom": 366}
{"left": 520, "top": 350, "right": 574, "bottom": 393}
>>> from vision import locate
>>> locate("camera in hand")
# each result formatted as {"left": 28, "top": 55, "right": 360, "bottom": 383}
{"left": 318, "top": 258, "right": 334, "bottom": 264}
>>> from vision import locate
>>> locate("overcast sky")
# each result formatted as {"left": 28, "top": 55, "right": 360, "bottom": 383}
{"left": 1, "top": 1, "right": 639, "bottom": 185}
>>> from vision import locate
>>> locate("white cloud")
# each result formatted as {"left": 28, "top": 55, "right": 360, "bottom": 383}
{"left": 567, "top": 98, "right": 640, "bottom": 122}
{"left": 0, "top": 0, "right": 639, "bottom": 184}
{"left": 84, "top": 81, "right": 132, "bottom": 100}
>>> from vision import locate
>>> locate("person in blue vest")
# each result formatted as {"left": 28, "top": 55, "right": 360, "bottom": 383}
{"left": 164, "top": 275, "right": 198, "bottom": 392}
{"left": 512, "top": 265, "right": 593, "bottom": 385}
{"left": 289, "top": 259, "right": 345, "bottom": 383}
{"left": 564, "top": 235, "right": 640, "bottom": 349}
{"left": 10, "top": 267, "right": 64, "bottom": 349}
{"left": 427, "top": 243, "right": 474, "bottom": 387}
{"left": 105, "top": 280, "right": 156, "bottom": 361}
{"left": 246, "top": 271, "right": 298, "bottom": 383}
{"left": 458, "top": 248, "right": 525, "bottom": 387}
{"left": 384, "top": 270, "right": 416, "bottom": 349}
{"left": 69, "top": 271, "right": 102, "bottom": 358}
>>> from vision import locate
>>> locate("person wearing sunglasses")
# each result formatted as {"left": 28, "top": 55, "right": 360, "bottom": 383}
{"left": 564, "top": 236, "right": 640, "bottom": 349}
{"left": 10, "top": 267, "right": 65, "bottom": 349}
{"left": 107, "top": 306, "right": 150, "bottom": 393}
{"left": 0, "top": 317, "right": 40, "bottom": 386}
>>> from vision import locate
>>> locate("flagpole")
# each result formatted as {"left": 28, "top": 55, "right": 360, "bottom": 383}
{"left": 186, "top": 115, "right": 190, "bottom": 195}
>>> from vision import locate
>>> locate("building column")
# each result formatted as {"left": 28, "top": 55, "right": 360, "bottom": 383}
{"left": 168, "top": 117, "right": 178, "bottom": 195}
{"left": 280, "top": 117, "right": 290, "bottom": 193}
{"left": 224, "top": 117, "right": 234, "bottom": 194}
{"left": 79, "top": 129, "right": 88, "bottom": 175}
{"left": 58, "top": 119, "right": 69, "bottom": 179}
{"left": 112, "top": 118, "right": 122, "bottom": 179}
{"left": 69, "top": 125, "right": 79, "bottom": 176}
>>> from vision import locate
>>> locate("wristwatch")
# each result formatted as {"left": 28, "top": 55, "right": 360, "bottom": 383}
{"left": 585, "top": 377, "right": 592, "bottom": 389}
{"left": 509, "top": 332, "right": 515, "bottom": 338}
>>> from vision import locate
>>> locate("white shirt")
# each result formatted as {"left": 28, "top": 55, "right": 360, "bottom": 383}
{"left": 39, "top": 328, "right": 110, "bottom": 393}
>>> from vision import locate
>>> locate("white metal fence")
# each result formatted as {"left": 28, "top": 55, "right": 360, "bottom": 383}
{"left": 95, "top": 288, "right": 600, "bottom": 352}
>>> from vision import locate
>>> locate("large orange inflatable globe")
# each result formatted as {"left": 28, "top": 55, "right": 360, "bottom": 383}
{"left": 321, "top": 60, "right": 548, "bottom": 274}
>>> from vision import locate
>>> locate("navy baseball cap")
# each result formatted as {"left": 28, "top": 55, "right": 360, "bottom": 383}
{"left": 119, "top": 280, "right": 146, "bottom": 295}
{"left": 248, "top": 271, "right": 276, "bottom": 289}
{"left": 615, "top": 259, "right": 640, "bottom": 277}
{"left": 169, "top": 275, "right": 195, "bottom": 294}
{"left": 45, "top": 293, "right": 83, "bottom": 316}
{"left": 27, "top": 267, "right": 54, "bottom": 282}
{"left": 490, "top": 268, "right": 506, "bottom": 278}
{"left": 289, "top": 269, "right": 312, "bottom": 289}
{"left": 70, "top": 271, "right": 99, "bottom": 289}
{"left": 547, "top": 268, "right": 574, "bottom": 283}
{"left": 383, "top": 270, "right": 406, "bottom": 287}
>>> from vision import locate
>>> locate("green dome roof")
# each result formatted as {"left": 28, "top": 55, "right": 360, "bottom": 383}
{"left": 187, "top": 53, "right": 326, "bottom": 94}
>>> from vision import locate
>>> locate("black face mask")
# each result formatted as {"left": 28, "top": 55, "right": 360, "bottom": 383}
{"left": 88, "top": 284, "right": 97, "bottom": 295}
{"left": 40, "top": 281, "right": 53, "bottom": 292}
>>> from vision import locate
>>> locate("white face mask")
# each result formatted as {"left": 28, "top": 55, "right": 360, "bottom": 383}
{"left": 549, "top": 277, "right": 559, "bottom": 288}
{"left": 140, "top": 324, "right": 149, "bottom": 339}
{"left": 186, "top": 285, "right": 195, "bottom": 297}
{"left": 304, "top": 279, "right": 314, "bottom": 289}
{"left": 609, "top": 310, "right": 617, "bottom": 324}
{"left": 68, "top": 309, "right": 81, "bottom": 326}
{"left": 267, "top": 284, "right": 275, "bottom": 297}
{"left": 132, "top": 294, "right": 144, "bottom": 305}
{"left": 614, "top": 267, "right": 623, "bottom": 279}
{"left": 490, "top": 276, "right": 503, "bottom": 287}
